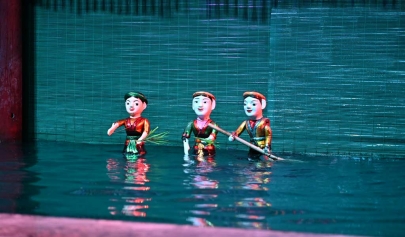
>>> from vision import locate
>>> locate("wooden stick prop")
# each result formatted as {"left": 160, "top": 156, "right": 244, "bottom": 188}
{"left": 208, "top": 123, "right": 284, "bottom": 161}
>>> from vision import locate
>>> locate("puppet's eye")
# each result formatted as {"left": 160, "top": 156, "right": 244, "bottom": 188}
{"left": 135, "top": 102, "right": 139, "bottom": 106}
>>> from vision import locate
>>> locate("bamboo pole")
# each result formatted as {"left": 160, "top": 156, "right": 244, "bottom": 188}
{"left": 208, "top": 123, "right": 284, "bottom": 161}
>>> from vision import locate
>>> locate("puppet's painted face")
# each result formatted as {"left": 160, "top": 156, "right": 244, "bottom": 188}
{"left": 125, "top": 97, "right": 146, "bottom": 116}
{"left": 192, "top": 95, "right": 214, "bottom": 118}
{"left": 244, "top": 97, "right": 263, "bottom": 118}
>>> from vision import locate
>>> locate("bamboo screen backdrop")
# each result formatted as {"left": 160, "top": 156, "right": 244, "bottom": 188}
{"left": 31, "top": 0, "right": 405, "bottom": 158}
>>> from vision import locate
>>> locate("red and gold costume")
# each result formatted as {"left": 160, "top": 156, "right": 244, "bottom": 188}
{"left": 233, "top": 117, "right": 272, "bottom": 159}
{"left": 182, "top": 119, "right": 218, "bottom": 156}
{"left": 114, "top": 117, "right": 150, "bottom": 155}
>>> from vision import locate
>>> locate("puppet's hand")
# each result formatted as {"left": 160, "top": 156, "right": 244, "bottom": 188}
{"left": 228, "top": 132, "right": 237, "bottom": 142}
{"left": 183, "top": 138, "right": 190, "bottom": 155}
{"left": 107, "top": 123, "right": 118, "bottom": 136}
{"left": 263, "top": 146, "right": 271, "bottom": 155}
{"left": 207, "top": 135, "right": 215, "bottom": 143}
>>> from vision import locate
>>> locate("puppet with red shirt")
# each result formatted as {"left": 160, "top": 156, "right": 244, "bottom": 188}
{"left": 107, "top": 92, "right": 150, "bottom": 156}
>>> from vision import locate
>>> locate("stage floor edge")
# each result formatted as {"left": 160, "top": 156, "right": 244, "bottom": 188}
{"left": 0, "top": 214, "right": 363, "bottom": 237}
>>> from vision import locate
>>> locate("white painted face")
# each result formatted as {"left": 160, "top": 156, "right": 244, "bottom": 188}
{"left": 125, "top": 97, "right": 146, "bottom": 117}
{"left": 192, "top": 95, "right": 215, "bottom": 118}
{"left": 244, "top": 97, "right": 264, "bottom": 119}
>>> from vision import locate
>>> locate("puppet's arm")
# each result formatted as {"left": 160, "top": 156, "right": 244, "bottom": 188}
{"left": 137, "top": 119, "right": 150, "bottom": 144}
{"left": 228, "top": 121, "right": 246, "bottom": 141}
{"left": 107, "top": 122, "right": 120, "bottom": 136}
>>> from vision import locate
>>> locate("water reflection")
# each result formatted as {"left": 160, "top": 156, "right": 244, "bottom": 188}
{"left": 183, "top": 154, "right": 218, "bottom": 227}
{"left": 0, "top": 142, "right": 39, "bottom": 214}
{"left": 232, "top": 161, "right": 273, "bottom": 229}
{"left": 182, "top": 154, "right": 274, "bottom": 229}
{"left": 106, "top": 156, "right": 151, "bottom": 217}
{"left": 124, "top": 157, "right": 150, "bottom": 185}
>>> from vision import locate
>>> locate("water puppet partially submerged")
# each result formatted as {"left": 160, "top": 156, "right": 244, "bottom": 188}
{"left": 228, "top": 91, "right": 274, "bottom": 161}
{"left": 107, "top": 92, "right": 150, "bottom": 156}
{"left": 182, "top": 91, "right": 219, "bottom": 158}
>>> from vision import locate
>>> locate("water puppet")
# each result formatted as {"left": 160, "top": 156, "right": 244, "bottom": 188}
{"left": 182, "top": 91, "right": 219, "bottom": 158}
{"left": 227, "top": 91, "right": 275, "bottom": 161}
{"left": 107, "top": 92, "right": 150, "bottom": 156}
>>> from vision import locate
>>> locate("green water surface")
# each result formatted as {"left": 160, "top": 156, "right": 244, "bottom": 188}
{"left": 0, "top": 141, "right": 404, "bottom": 236}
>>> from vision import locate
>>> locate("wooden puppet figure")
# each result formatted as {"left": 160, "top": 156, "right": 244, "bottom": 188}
{"left": 229, "top": 91, "right": 272, "bottom": 160}
{"left": 182, "top": 91, "right": 218, "bottom": 157}
{"left": 107, "top": 92, "right": 150, "bottom": 156}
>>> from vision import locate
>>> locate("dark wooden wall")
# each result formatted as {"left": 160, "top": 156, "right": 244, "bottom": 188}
{"left": 0, "top": 1, "right": 23, "bottom": 142}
